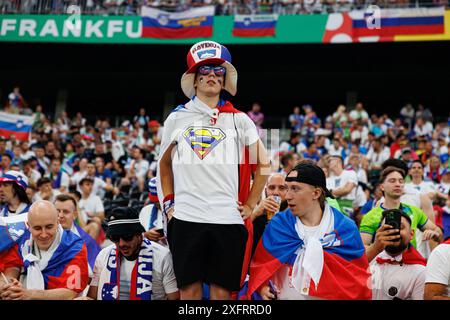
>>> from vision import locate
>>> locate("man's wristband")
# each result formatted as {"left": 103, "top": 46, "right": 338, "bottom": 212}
{"left": 163, "top": 194, "right": 175, "bottom": 216}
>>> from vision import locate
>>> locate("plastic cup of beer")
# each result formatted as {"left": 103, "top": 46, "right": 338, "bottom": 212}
{"left": 266, "top": 195, "right": 281, "bottom": 221}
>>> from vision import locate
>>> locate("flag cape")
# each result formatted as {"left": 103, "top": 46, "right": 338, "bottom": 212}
{"left": 98, "top": 239, "right": 153, "bottom": 300}
{"left": 244, "top": 207, "right": 372, "bottom": 300}
{"left": 233, "top": 15, "right": 277, "bottom": 37}
{"left": 141, "top": 6, "right": 214, "bottom": 39}
{"left": 0, "top": 111, "right": 33, "bottom": 141}
{"left": 4, "top": 229, "right": 88, "bottom": 293}
{"left": 375, "top": 245, "right": 426, "bottom": 266}
{"left": 352, "top": 7, "right": 444, "bottom": 37}
{"left": 75, "top": 224, "right": 101, "bottom": 270}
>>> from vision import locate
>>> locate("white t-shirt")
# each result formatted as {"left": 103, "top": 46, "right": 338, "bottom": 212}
{"left": 163, "top": 98, "right": 260, "bottom": 225}
{"left": 79, "top": 194, "right": 104, "bottom": 223}
{"left": 370, "top": 252, "right": 426, "bottom": 300}
{"left": 437, "top": 182, "right": 450, "bottom": 196}
{"left": 349, "top": 109, "right": 369, "bottom": 122}
{"left": 33, "top": 190, "right": 61, "bottom": 203}
{"left": 91, "top": 242, "right": 178, "bottom": 300}
{"left": 139, "top": 204, "right": 167, "bottom": 238}
{"left": 406, "top": 181, "right": 436, "bottom": 196}
{"left": 125, "top": 159, "right": 150, "bottom": 180}
{"left": 326, "top": 169, "right": 358, "bottom": 201}
{"left": 400, "top": 184, "right": 422, "bottom": 208}
{"left": 46, "top": 171, "right": 70, "bottom": 190}
{"left": 73, "top": 173, "right": 107, "bottom": 197}
{"left": 366, "top": 148, "right": 390, "bottom": 169}
{"left": 425, "top": 242, "right": 450, "bottom": 298}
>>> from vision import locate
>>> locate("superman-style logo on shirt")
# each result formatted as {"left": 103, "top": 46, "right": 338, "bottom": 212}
{"left": 183, "top": 126, "right": 226, "bottom": 160}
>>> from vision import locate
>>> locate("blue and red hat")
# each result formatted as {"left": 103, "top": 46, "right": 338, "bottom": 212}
{"left": 181, "top": 41, "right": 238, "bottom": 98}
{"left": 148, "top": 177, "right": 158, "bottom": 203}
{"left": 0, "top": 170, "right": 28, "bottom": 190}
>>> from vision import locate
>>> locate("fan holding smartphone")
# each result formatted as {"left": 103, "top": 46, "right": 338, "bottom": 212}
{"left": 369, "top": 208, "right": 428, "bottom": 300}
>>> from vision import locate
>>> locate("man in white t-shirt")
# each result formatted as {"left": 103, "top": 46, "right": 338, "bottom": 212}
{"left": 326, "top": 155, "right": 358, "bottom": 216}
{"left": 78, "top": 178, "right": 105, "bottom": 240}
{"left": 85, "top": 207, "right": 179, "bottom": 300}
{"left": 33, "top": 177, "right": 61, "bottom": 203}
{"left": 158, "top": 41, "right": 269, "bottom": 300}
{"left": 124, "top": 145, "right": 149, "bottom": 192}
{"left": 370, "top": 211, "right": 426, "bottom": 300}
{"left": 349, "top": 102, "right": 369, "bottom": 124}
{"left": 424, "top": 240, "right": 450, "bottom": 300}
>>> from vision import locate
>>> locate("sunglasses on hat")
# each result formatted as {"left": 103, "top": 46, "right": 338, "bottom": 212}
{"left": 197, "top": 65, "right": 226, "bottom": 76}
{"left": 109, "top": 233, "right": 137, "bottom": 243}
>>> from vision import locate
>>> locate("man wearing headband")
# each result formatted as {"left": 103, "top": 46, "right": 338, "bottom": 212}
{"left": 244, "top": 162, "right": 371, "bottom": 300}
{"left": 158, "top": 41, "right": 269, "bottom": 300}
{"left": 86, "top": 207, "right": 179, "bottom": 300}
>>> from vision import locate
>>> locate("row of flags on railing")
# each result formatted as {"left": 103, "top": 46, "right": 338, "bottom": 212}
{"left": 140, "top": 5, "right": 445, "bottom": 40}
{"left": 141, "top": 6, "right": 277, "bottom": 38}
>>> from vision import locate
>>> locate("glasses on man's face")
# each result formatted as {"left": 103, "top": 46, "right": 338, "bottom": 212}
{"left": 197, "top": 65, "right": 226, "bottom": 76}
{"left": 109, "top": 234, "right": 136, "bottom": 243}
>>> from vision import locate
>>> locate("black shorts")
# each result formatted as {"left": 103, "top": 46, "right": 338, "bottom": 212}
{"left": 167, "top": 217, "right": 248, "bottom": 292}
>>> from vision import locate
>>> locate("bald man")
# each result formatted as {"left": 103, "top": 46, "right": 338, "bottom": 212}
{"left": 251, "top": 173, "right": 288, "bottom": 255}
{"left": 252, "top": 173, "right": 288, "bottom": 221}
{"left": 0, "top": 200, "right": 89, "bottom": 300}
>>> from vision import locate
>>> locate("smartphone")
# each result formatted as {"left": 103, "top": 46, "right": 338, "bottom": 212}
{"left": 156, "top": 229, "right": 165, "bottom": 237}
{"left": 383, "top": 209, "right": 402, "bottom": 235}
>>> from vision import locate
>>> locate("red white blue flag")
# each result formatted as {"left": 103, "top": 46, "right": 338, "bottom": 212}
{"left": 233, "top": 15, "right": 277, "bottom": 37}
{"left": 352, "top": 7, "right": 444, "bottom": 37}
{"left": 243, "top": 206, "right": 372, "bottom": 300}
{"left": 0, "top": 112, "right": 33, "bottom": 141}
{"left": 141, "top": 6, "right": 214, "bottom": 39}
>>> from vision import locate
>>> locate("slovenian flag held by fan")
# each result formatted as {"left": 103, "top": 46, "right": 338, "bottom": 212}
{"left": 0, "top": 112, "right": 33, "bottom": 141}
{"left": 233, "top": 14, "right": 278, "bottom": 37}
{"left": 0, "top": 214, "right": 28, "bottom": 252}
{"left": 244, "top": 206, "right": 372, "bottom": 300}
{"left": 352, "top": 7, "right": 444, "bottom": 37}
{"left": 141, "top": 5, "right": 214, "bottom": 39}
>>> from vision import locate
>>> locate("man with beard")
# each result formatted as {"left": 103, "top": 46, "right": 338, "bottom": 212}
{"left": 369, "top": 211, "right": 427, "bottom": 300}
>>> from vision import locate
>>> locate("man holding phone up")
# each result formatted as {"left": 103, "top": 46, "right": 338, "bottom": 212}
{"left": 360, "top": 166, "right": 442, "bottom": 262}
{"left": 369, "top": 210, "right": 427, "bottom": 300}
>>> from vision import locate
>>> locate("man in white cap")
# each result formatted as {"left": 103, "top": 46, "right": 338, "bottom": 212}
{"left": 158, "top": 41, "right": 270, "bottom": 300}
{"left": 0, "top": 170, "right": 31, "bottom": 217}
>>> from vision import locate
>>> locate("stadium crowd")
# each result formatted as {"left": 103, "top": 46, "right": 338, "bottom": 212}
{"left": 0, "top": 0, "right": 447, "bottom": 15}
{"left": 0, "top": 40, "right": 449, "bottom": 300}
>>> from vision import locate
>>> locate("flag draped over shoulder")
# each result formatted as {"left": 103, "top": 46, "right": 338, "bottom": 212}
{"left": 75, "top": 224, "right": 101, "bottom": 270}
{"left": 0, "top": 112, "right": 33, "bottom": 141}
{"left": 2, "top": 228, "right": 88, "bottom": 293}
{"left": 233, "top": 15, "right": 278, "bottom": 37}
{"left": 141, "top": 5, "right": 215, "bottom": 39}
{"left": 245, "top": 206, "right": 372, "bottom": 300}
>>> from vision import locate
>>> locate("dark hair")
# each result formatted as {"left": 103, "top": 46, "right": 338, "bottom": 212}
{"left": 380, "top": 166, "right": 406, "bottom": 183}
{"left": 281, "top": 153, "right": 294, "bottom": 167}
{"left": 411, "top": 160, "right": 424, "bottom": 169}
{"left": 381, "top": 158, "right": 409, "bottom": 175}
{"left": 55, "top": 194, "right": 78, "bottom": 209}
{"left": 1, "top": 153, "right": 12, "bottom": 161}
{"left": 37, "top": 177, "right": 52, "bottom": 188}
{"left": 69, "top": 190, "right": 82, "bottom": 201}
{"left": 12, "top": 183, "right": 31, "bottom": 205}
